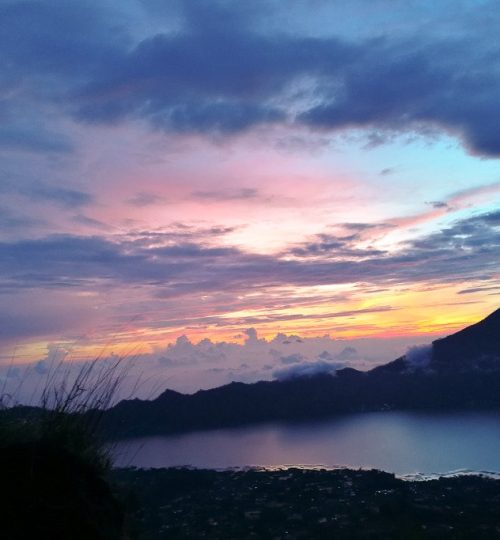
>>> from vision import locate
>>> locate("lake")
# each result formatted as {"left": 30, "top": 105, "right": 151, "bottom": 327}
{"left": 111, "top": 411, "right": 500, "bottom": 476}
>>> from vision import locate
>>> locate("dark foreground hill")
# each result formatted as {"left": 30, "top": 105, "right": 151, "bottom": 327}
{"left": 2, "top": 440, "right": 125, "bottom": 540}
{"left": 101, "top": 309, "right": 500, "bottom": 439}
{"left": 0, "top": 409, "right": 127, "bottom": 540}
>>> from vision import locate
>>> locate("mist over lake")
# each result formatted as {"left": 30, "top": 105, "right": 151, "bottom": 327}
{"left": 112, "top": 411, "right": 500, "bottom": 475}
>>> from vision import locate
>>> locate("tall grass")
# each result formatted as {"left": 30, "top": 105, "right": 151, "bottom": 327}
{"left": 0, "top": 356, "right": 130, "bottom": 472}
{"left": 0, "top": 357, "right": 134, "bottom": 540}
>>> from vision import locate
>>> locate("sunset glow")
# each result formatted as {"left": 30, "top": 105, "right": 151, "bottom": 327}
{"left": 1, "top": 0, "right": 499, "bottom": 394}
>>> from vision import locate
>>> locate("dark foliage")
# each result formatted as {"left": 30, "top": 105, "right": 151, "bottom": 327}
{"left": 1, "top": 440, "right": 125, "bottom": 540}
{"left": 0, "top": 359, "right": 128, "bottom": 540}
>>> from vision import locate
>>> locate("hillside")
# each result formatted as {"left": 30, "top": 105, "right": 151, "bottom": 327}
{"left": 100, "top": 309, "right": 500, "bottom": 438}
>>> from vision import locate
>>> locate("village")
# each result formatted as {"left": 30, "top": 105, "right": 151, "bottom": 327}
{"left": 113, "top": 467, "right": 500, "bottom": 539}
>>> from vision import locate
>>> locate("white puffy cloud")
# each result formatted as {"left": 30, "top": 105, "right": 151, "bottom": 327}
{"left": 0, "top": 329, "right": 435, "bottom": 404}
{"left": 404, "top": 344, "right": 433, "bottom": 369}
{"left": 273, "top": 360, "right": 344, "bottom": 381}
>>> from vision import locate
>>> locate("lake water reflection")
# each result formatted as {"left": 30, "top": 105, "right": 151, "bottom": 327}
{"left": 112, "top": 411, "right": 500, "bottom": 475}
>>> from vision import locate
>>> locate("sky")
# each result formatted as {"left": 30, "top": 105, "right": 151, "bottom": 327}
{"left": 0, "top": 0, "right": 499, "bottom": 398}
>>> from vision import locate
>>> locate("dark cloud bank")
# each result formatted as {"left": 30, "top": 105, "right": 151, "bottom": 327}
{"left": 0, "top": 210, "right": 498, "bottom": 299}
{"left": 1, "top": 0, "right": 500, "bottom": 155}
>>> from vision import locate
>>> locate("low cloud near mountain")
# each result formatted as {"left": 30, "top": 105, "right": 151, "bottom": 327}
{"left": 1, "top": 329, "right": 434, "bottom": 404}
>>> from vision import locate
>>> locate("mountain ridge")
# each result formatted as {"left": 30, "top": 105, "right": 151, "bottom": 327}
{"left": 100, "top": 308, "right": 500, "bottom": 439}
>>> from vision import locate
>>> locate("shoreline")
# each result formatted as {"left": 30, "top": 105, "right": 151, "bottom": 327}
{"left": 112, "top": 462, "right": 500, "bottom": 481}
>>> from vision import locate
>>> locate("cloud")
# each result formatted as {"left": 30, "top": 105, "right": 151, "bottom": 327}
{"left": 409, "top": 211, "right": 500, "bottom": 254}
{"left": 0, "top": 209, "right": 498, "bottom": 301}
{"left": 127, "top": 192, "right": 167, "bottom": 207}
{"left": 244, "top": 328, "right": 260, "bottom": 344}
{"left": 299, "top": 38, "right": 500, "bottom": 157}
{"left": 191, "top": 188, "right": 259, "bottom": 201}
{"left": 336, "top": 347, "right": 359, "bottom": 361}
{"left": 0, "top": 176, "right": 94, "bottom": 210}
{"left": 457, "top": 286, "right": 500, "bottom": 295}
{"left": 157, "top": 356, "right": 177, "bottom": 367}
{"left": 0, "top": 126, "right": 73, "bottom": 154}
{"left": 72, "top": 214, "right": 110, "bottom": 230}
{"left": 34, "top": 360, "right": 49, "bottom": 375}
{"left": 1, "top": 1, "right": 498, "bottom": 400}
{"left": 280, "top": 353, "right": 305, "bottom": 365}
{"left": 26, "top": 185, "right": 93, "bottom": 209}
{"left": 404, "top": 344, "right": 433, "bottom": 369}
{"left": 0, "top": 325, "right": 436, "bottom": 400}
{"left": 273, "top": 360, "right": 344, "bottom": 381}
{"left": 149, "top": 101, "right": 285, "bottom": 136}
{"left": 0, "top": 294, "right": 93, "bottom": 340}
{"left": 6, "top": 366, "right": 20, "bottom": 379}
{"left": 288, "top": 232, "right": 386, "bottom": 259}
{"left": 429, "top": 201, "right": 448, "bottom": 209}
{"left": 2, "top": 2, "right": 500, "bottom": 155}
{"left": 0, "top": 206, "right": 45, "bottom": 231}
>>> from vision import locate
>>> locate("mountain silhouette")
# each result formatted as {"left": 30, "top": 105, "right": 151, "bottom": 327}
{"left": 101, "top": 309, "right": 500, "bottom": 438}
{"left": 432, "top": 308, "right": 500, "bottom": 370}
